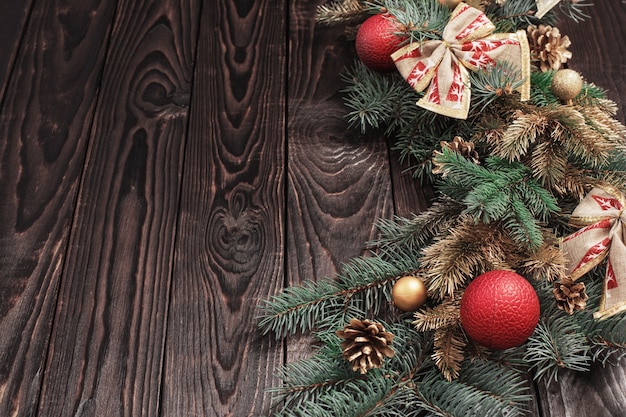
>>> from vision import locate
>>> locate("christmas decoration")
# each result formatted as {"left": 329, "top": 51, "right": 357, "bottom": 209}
{"left": 535, "top": 0, "right": 562, "bottom": 19}
{"left": 259, "top": 2, "right": 626, "bottom": 416}
{"left": 355, "top": 14, "right": 406, "bottom": 72}
{"left": 553, "top": 277, "right": 589, "bottom": 314}
{"left": 460, "top": 270, "right": 540, "bottom": 350}
{"left": 432, "top": 136, "right": 479, "bottom": 174}
{"left": 551, "top": 68, "right": 583, "bottom": 102}
{"left": 391, "top": 2, "right": 530, "bottom": 119}
{"left": 336, "top": 318, "right": 395, "bottom": 374}
{"left": 527, "top": 24, "right": 572, "bottom": 72}
{"left": 561, "top": 186, "right": 626, "bottom": 319}
{"left": 391, "top": 275, "right": 428, "bottom": 311}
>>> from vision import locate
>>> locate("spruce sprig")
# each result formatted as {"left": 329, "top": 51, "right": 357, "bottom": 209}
{"left": 433, "top": 149, "right": 559, "bottom": 249}
{"left": 414, "top": 362, "right": 531, "bottom": 417}
{"left": 258, "top": 247, "right": 421, "bottom": 338}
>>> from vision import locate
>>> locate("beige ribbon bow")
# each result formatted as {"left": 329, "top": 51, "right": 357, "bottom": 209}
{"left": 391, "top": 2, "right": 530, "bottom": 120}
{"left": 562, "top": 186, "right": 626, "bottom": 319}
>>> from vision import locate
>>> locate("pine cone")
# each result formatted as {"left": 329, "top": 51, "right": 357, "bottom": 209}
{"left": 432, "top": 137, "right": 479, "bottom": 175}
{"left": 527, "top": 24, "right": 572, "bottom": 72}
{"left": 553, "top": 278, "right": 588, "bottom": 314}
{"left": 336, "top": 318, "right": 394, "bottom": 374}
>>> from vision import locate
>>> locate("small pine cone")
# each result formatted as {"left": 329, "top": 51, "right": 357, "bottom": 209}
{"left": 336, "top": 318, "right": 394, "bottom": 374}
{"left": 527, "top": 24, "right": 572, "bottom": 72}
{"left": 432, "top": 136, "right": 479, "bottom": 175}
{"left": 553, "top": 278, "right": 588, "bottom": 314}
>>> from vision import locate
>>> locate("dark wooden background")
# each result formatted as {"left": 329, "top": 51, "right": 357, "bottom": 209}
{"left": 0, "top": 1, "right": 624, "bottom": 416}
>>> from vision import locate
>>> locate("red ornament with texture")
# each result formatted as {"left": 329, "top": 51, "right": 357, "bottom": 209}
{"left": 460, "top": 270, "right": 540, "bottom": 350}
{"left": 355, "top": 14, "right": 405, "bottom": 73}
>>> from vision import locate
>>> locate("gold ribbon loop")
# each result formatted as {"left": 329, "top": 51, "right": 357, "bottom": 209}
{"left": 562, "top": 186, "right": 626, "bottom": 319}
{"left": 391, "top": 2, "right": 530, "bottom": 120}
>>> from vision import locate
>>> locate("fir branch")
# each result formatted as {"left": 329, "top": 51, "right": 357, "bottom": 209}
{"left": 420, "top": 217, "right": 523, "bottom": 299}
{"left": 529, "top": 71, "right": 559, "bottom": 107}
{"left": 556, "top": 0, "right": 592, "bottom": 23}
{"left": 413, "top": 297, "right": 460, "bottom": 332}
{"left": 420, "top": 218, "right": 489, "bottom": 300}
{"left": 529, "top": 139, "right": 568, "bottom": 191}
{"left": 273, "top": 372, "right": 417, "bottom": 417}
{"left": 493, "top": 108, "right": 546, "bottom": 162}
{"left": 258, "top": 279, "right": 346, "bottom": 338}
{"left": 383, "top": 0, "right": 448, "bottom": 43}
{"left": 270, "top": 344, "right": 365, "bottom": 410}
{"left": 316, "top": 0, "right": 374, "bottom": 25}
{"left": 456, "top": 358, "right": 533, "bottom": 413}
{"left": 571, "top": 278, "right": 626, "bottom": 354}
{"left": 372, "top": 197, "right": 464, "bottom": 252}
{"left": 469, "top": 62, "right": 526, "bottom": 113}
{"left": 258, "top": 247, "right": 421, "bottom": 338}
{"left": 432, "top": 325, "right": 466, "bottom": 381}
{"left": 342, "top": 61, "right": 419, "bottom": 134}
{"left": 487, "top": 0, "right": 547, "bottom": 31}
{"left": 556, "top": 108, "right": 613, "bottom": 168}
{"left": 434, "top": 149, "right": 560, "bottom": 249}
{"left": 519, "top": 238, "right": 567, "bottom": 282}
{"left": 524, "top": 316, "right": 591, "bottom": 382}
{"left": 413, "top": 363, "right": 530, "bottom": 417}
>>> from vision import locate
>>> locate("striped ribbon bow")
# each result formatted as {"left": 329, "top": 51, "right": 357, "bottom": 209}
{"left": 562, "top": 186, "right": 626, "bottom": 319}
{"left": 391, "top": 2, "right": 530, "bottom": 120}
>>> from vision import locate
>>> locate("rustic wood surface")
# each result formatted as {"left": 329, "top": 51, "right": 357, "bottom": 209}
{"left": 0, "top": 1, "right": 624, "bottom": 416}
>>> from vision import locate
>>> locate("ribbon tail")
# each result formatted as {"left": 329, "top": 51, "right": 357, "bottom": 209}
{"left": 594, "top": 223, "right": 626, "bottom": 319}
{"left": 562, "top": 220, "right": 613, "bottom": 280}
{"left": 392, "top": 41, "right": 444, "bottom": 93}
{"left": 416, "top": 52, "right": 471, "bottom": 120}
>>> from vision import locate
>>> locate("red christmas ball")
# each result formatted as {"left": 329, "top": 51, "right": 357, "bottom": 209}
{"left": 355, "top": 14, "right": 405, "bottom": 73}
{"left": 460, "top": 270, "right": 540, "bottom": 350}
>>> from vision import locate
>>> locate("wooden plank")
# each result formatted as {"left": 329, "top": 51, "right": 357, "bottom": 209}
{"left": 0, "top": 1, "right": 117, "bottom": 415}
{"left": 0, "top": 1, "right": 34, "bottom": 103}
{"left": 161, "top": 2, "right": 286, "bottom": 416}
{"left": 559, "top": 0, "right": 626, "bottom": 123}
{"left": 287, "top": 0, "right": 394, "bottom": 288}
{"left": 536, "top": 3, "right": 626, "bottom": 416}
{"left": 285, "top": 0, "right": 395, "bottom": 366}
{"left": 35, "top": 1, "right": 200, "bottom": 416}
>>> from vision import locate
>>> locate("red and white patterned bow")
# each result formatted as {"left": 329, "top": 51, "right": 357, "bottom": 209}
{"left": 562, "top": 186, "right": 626, "bottom": 319}
{"left": 391, "top": 2, "right": 530, "bottom": 120}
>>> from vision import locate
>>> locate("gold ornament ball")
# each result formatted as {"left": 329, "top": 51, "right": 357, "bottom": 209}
{"left": 438, "top": 0, "right": 462, "bottom": 8}
{"left": 392, "top": 276, "right": 428, "bottom": 311}
{"left": 551, "top": 69, "right": 583, "bottom": 102}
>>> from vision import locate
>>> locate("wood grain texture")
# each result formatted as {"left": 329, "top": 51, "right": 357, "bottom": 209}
{"left": 560, "top": 0, "right": 626, "bottom": 123}
{"left": 0, "top": 1, "right": 116, "bottom": 415}
{"left": 162, "top": 1, "right": 286, "bottom": 416}
{"left": 535, "top": 3, "right": 626, "bottom": 416}
{"left": 286, "top": 0, "right": 394, "bottom": 365}
{"left": 287, "top": 0, "right": 393, "bottom": 295}
{"left": 36, "top": 1, "right": 200, "bottom": 416}
{"left": 0, "top": 1, "right": 34, "bottom": 104}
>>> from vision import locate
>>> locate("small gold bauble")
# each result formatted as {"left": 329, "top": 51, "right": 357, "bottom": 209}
{"left": 437, "top": 0, "right": 462, "bottom": 8}
{"left": 392, "top": 276, "right": 428, "bottom": 311}
{"left": 551, "top": 69, "right": 583, "bottom": 102}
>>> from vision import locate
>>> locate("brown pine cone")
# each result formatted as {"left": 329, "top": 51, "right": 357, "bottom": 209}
{"left": 432, "top": 137, "right": 479, "bottom": 175}
{"left": 553, "top": 278, "right": 588, "bottom": 314}
{"left": 527, "top": 24, "right": 572, "bottom": 72}
{"left": 336, "top": 318, "right": 394, "bottom": 374}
